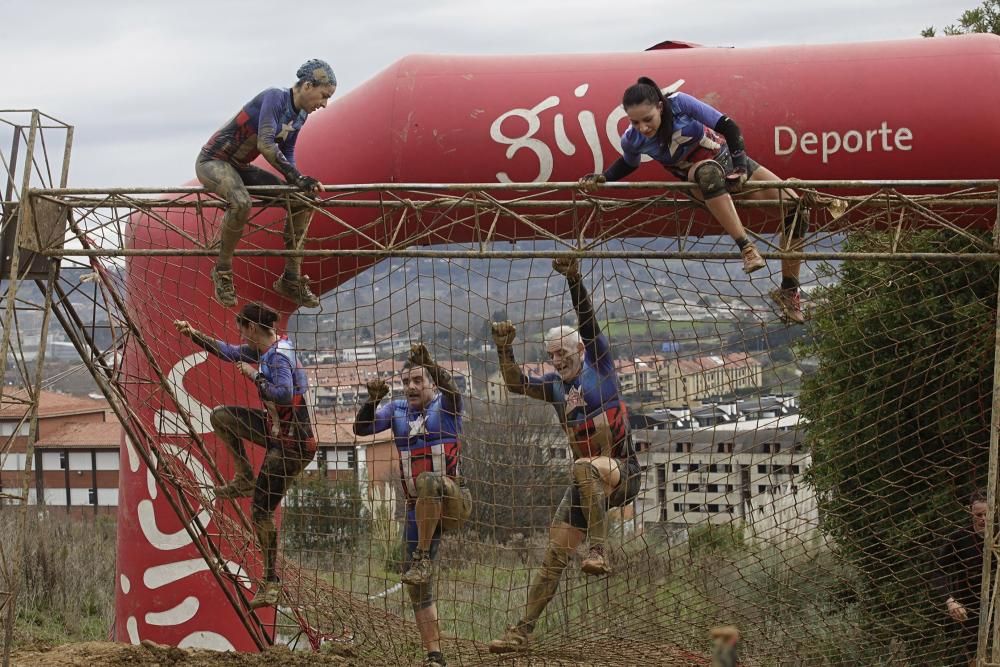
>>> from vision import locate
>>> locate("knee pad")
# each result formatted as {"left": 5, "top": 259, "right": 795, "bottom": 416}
{"left": 782, "top": 205, "right": 810, "bottom": 239}
{"left": 406, "top": 580, "right": 434, "bottom": 611}
{"left": 415, "top": 472, "right": 445, "bottom": 499}
{"left": 694, "top": 162, "right": 727, "bottom": 200}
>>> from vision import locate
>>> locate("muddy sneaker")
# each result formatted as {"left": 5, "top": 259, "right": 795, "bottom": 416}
{"left": 211, "top": 266, "right": 237, "bottom": 307}
{"left": 273, "top": 275, "right": 320, "bottom": 308}
{"left": 401, "top": 550, "right": 435, "bottom": 586}
{"left": 214, "top": 474, "right": 254, "bottom": 500}
{"left": 488, "top": 624, "right": 531, "bottom": 654}
{"left": 581, "top": 544, "right": 612, "bottom": 576}
{"left": 422, "top": 652, "right": 447, "bottom": 667}
{"left": 248, "top": 580, "right": 280, "bottom": 609}
{"left": 770, "top": 287, "right": 806, "bottom": 325}
{"left": 741, "top": 243, "right": 766, "bottom": 274}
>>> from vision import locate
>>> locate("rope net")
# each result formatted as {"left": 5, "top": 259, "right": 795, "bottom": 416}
{"left": 22, "top": 181, "right": 1000, "bottom": 665}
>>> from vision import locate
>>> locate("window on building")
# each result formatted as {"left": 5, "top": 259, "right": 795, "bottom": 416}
{"left": 324, "top": 447, "right": 357, "bottom": 470}
{"left": 707, "top": 504, "right": 720, "bottom": 513}
{"left": 757, "top": 485, "right": 767, "bottom": 494}
{"left": 791, "top": 465, "right": 801, "bottom": 474}
{"left": 671, "top": 463, "right": 682, "bottom": 473}
{"left": 672, "top": 483, "right": 682, "bottom": 493}
{"left": 757, "top": 464, "right": 767, "bottom": 474}
{"left": 707, "top": 484, "right": 719, "bottom": 493}
{"left": 0, "top": 422, "right": 28, "bottom": 437}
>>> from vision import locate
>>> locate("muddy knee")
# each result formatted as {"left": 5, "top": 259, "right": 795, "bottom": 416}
{"left": 227, "top": 187, "right": 252, "bottom": 217}
{"left": 415, "top": 472, "right": 445, "bottom": 499}
{"left": 210, "top": 406, "right": 238, "bottom": 433}
{"left": 572, "top": 460, "right": 601, "bottom": 487}
{"left": 539, "top": 542, "right": 570, "bottom": 578}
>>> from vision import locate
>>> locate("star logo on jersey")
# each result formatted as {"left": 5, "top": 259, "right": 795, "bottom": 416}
{"left": 408, "top": 414, "right": 428, "bottom": 437}
{"left": 668, "top": 129, "right": 693, "bottom": 156}
{"left": 276, "top": 121, "right": 295, "bottom": 142}
{"left": 565, "top": 386, "right": 585, "bottom": 417}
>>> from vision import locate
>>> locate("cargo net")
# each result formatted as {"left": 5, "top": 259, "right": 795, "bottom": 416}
{"left": 29, "top": 180, "right": 1000, "bottom": 665}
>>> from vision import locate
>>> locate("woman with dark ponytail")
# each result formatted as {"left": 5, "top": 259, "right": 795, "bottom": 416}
{"left": 580, "top": 76, "right": 806, "bottom": 324}
{"left": 173, "top": 302, "right": 316, "bottom": 609}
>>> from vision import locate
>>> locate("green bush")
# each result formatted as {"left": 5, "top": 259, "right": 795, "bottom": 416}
{"left": 282, "top": 476, "right": 364, "bottom": 552}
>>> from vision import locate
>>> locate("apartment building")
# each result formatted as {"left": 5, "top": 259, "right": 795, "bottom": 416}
{"left": 632, "top": 414, "right": 810, "bottom": 529}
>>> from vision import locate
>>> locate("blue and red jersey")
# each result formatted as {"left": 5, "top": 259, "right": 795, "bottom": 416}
{"left": 200, "top": 87, "right": 306, "bottom": 175}
{"left": 356, "top": 394, "right": 462, "bottom": 504}
{"left": 517, "top": 277, "right": 635, "bottom": 461}
{"left": 621, "top": 92, "right": 729, "bottom": 179}
{"left": 212, "top": 335, "right": 315, "bottom": 452}
{"left": 525, "top": 333, "right": 633, "bottom": 460}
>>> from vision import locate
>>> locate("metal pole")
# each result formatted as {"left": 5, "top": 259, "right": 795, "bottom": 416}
{"left": 25, "top": 178, "right": 1000, "bottom": 195}
{"left": 979, "top": 184, "right": 1000, "bottom": 666}
{"left": 0, "top": 112, "right": 38, "bottom": 667}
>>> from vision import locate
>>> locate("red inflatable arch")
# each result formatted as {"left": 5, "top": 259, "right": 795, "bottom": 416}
{"left": 114, "top": 35, "right": 1000, "bottom": 649}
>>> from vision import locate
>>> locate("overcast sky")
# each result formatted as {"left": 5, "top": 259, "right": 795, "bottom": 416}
{"left": 1, "top": 0, "right": 978, "bottom": 188}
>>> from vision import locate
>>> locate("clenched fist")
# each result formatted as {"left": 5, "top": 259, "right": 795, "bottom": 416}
{"left": 173, "top": 320, "right": 196, "bottom": 338}
{"left": 552, "top": 257, "right": 581, "bottom": 280}
{"left": 408, "top": 343, "right": 433, "bottom": 367}
{"left": 366, "top": 378, "right": 390, "bottom": 402}
{"left": 491, "top": 320, "right": 517, "bottom": 347}
{"left": 578, "top": 172, "right": 606, "bottom": 192}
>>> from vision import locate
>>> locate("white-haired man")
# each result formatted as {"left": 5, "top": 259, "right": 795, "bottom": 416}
{"left": 488, "top": 257, "right": 640, "bottom": 654}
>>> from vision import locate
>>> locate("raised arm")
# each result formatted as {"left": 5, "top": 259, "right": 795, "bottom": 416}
{"left": 553, "top": 258, "right": 611, "bottom": 371}
{"left": 552, "top": 258, "right": 599, "bottom": 343}
{"left": 173, "top": 320, "right": 257, "bottom": 363}
{"left": 353, "top": 379, "right": 393, "bottom": 436}
{"left": 407, "top": 343, "right": 463, "bottom": 415}
{"left": 491, "top": 320, "right": 551, "bottom": 402}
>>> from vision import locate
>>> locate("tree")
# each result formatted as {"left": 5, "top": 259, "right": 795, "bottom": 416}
{"left": 923, "top": 0, "right": 1000, "bottom": 36}
{"left": 461, "top": 398, "right": 567, "bottom": 542}
{"left": 800, "top": 230, "right": 996, "bottom": 657}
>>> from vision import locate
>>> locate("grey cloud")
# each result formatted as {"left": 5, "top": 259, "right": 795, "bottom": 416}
{"left": 3, "top": 0, "right": 979, "bottom": 187}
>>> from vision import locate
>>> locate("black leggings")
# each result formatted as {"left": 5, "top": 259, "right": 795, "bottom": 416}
{"left": 210, "top": 405, "right": 314, "bottom": 515}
